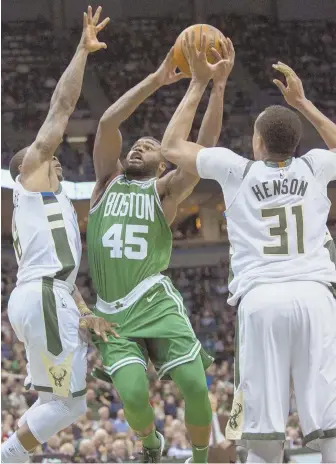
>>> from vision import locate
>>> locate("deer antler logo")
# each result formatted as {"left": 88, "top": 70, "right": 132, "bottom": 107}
{"left": 229, "top": 402, "right": 243, "bottom": 430}
{"left": 49, "top": 366, "right": 67, "bottom": 387}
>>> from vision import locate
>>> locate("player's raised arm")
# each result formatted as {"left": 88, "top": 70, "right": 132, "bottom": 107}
{"left": 21, "top": 6, "right": 109, "bottom": 181}
{"left": 273, "top": 62, "right": 336, "bottom": 150}
{"left": 197, "top": 38, "right": 235, "bottom": 148}
{"left": 161, "top": 32, "right": 230, "bottom": 175}
{"left": 93, "top": 48, "right": 186, "bottom": 183}
{"left": 157, "top": 37, "right": 235, "bottom": 224}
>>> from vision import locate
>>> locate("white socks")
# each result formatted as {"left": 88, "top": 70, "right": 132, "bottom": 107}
{"left": 1, "top": 432, "right": 30, "bottom": 464}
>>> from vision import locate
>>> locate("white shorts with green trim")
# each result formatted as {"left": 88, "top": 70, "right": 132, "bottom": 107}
{"left": 226, "top": 281, "right": 336, "bottom": 450}
{"left": 8, "top": 278, "right": 87, "bottom": 398}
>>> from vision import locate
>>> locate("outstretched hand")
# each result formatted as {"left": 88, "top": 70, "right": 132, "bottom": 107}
{"left": 272, "top": 62, "right": 306, "bottom": 109}
{"left": 184, "top": 32, "right": 233, "bottom": 85}
{"left": 80, "top": 315, "right": 119, "bottom": 342}
{"left": 154, "top": 48, "right": 188, "bottom": 86}
{"left": 80, "top": 5, "right": 110, "bottom": 53}
{"left": 210, "top": 37, "right": 235, "bottom": 84}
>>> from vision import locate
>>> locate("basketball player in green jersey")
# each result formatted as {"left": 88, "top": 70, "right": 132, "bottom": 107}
{"left": 87, "top": 39, "right": 234, "bottom": 463}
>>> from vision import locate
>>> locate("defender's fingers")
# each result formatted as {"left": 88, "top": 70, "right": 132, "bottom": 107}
{"left": 96, "top": 41, "right": 107, "bottom": 49}
{"left": 273, "top": 79, "right": 287, "bottom": 94}
{"left": 88, "top": 5, "right": 93, "bottom": 23}
{"left": 96, "top": 17, "right": 110, "bottom": 33}
{"left": 92, "top": 6, "right": 102, "bottom": 25}
{"left": 83, "top": 12, "right": 88, "bottom": 28}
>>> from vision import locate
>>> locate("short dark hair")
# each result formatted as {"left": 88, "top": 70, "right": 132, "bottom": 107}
{"left": 255, "top": 105, "right": 302, "bottom": 157}
{"left": 140, "top": 136, "right": 161, "bottom": 145}
{"left": 9, "top": 147, "right": 29, "bottom": 180}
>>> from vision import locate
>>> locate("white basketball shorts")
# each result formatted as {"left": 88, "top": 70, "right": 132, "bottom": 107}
{"left": 8, "top": 278, "right": 88, "bottom": 398}
{"left": 226, "top": 281, "right": 336, "bottom": 450}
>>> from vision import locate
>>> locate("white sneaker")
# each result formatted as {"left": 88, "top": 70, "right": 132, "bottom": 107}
{"left": 184, "top": 458, "right": 192, "bottom": 463}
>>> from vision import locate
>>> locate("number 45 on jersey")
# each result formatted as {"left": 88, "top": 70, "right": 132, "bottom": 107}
{"left": 102, "top": 224, "right": 148, "bottom": 260}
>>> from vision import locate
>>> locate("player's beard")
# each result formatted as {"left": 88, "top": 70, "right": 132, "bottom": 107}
{"left": 124, "top": 163, "right": 156, "bottom": 179}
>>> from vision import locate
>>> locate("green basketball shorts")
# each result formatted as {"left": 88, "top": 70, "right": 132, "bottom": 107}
{"left": 92, "top": 276, "right": 213, "bottom": 382}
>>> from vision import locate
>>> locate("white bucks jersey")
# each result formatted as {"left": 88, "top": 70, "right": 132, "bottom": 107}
{"left": 12, "top": 179, "right": 82, "bottom": 289}
{"left": 197, "top": 147, "right": 336, "bottom": 305}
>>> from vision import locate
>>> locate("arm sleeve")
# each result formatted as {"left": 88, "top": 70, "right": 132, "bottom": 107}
{"left": 196, "top": 147, "right": 249, "bottom": 185}
{"left": 302, "top": 149, "right": 336, "bottom": 185}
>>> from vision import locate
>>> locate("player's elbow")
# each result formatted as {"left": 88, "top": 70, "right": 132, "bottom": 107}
{"left": 161, "top": 145, "right": 180, "bottom": 165}
{"left": 99, "top": 106, "right": 123, "bottom": 128}
{"left": 161, "top": 136, "right": 183, "bottom": 162}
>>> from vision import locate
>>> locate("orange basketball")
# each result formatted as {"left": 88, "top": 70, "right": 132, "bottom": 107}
{"left": 173, "top": 24, "right": 225, "bottom": 76}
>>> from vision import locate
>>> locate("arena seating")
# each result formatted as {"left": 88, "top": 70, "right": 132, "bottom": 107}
{"left": 2, "top": 16, "right": 334, "bottom": 180}
{"left": 210, "top": 16, "right": 336, "bottom": 120}
{"left": 2, "top": 20, "right": 91, "bottom": 132}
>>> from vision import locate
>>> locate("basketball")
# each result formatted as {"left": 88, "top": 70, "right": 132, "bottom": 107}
{"left": 173, "top": 24, "right": 225, "bottom": 76}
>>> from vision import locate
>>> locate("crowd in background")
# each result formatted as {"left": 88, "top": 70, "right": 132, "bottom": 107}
{"left": 2, "top": 250, "right": 304, "bottom": 461}
{"left": 2, "top": 16, "right": 335, "bottom": 181}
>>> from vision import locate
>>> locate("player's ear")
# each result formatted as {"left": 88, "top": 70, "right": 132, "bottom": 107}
{"left": 18, "top": 164, "right": 23, "bottom": 173}
{"left": 259, "top": 134, "right": 267, "bottom": 153}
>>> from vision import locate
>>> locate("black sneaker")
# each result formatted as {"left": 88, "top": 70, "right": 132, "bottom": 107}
{"left": 142, "top": 432, "right": 165, "bottom": 463}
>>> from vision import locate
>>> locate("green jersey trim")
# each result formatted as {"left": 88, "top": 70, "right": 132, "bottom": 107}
{"left": 96, "top": 274, "right": 165, "bottom": 312}
{"left": 153, "top": 180, "right": 164, "bottom": 213}
{"left": 157, "top": 340, "right": 201, "bottom": 379}
{"left": 120, "top": 176, "right": 156, "bottom": 186}
{"left": 90, "top": 175, "right": 124, "bottom": 214}
{"left": 103, "top": 357, "right": 147, "bottom": 377}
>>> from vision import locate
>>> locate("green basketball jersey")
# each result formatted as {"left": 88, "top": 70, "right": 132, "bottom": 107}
{"left": 87, "top": 174, "right": 172, "bottom": 302}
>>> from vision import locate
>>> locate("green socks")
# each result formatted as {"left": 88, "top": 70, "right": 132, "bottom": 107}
{"left": 192, "top": 444, "right": 209, "bottom": 463}
{"left": 141, "top": 429, "right": 160, "bottom": 449}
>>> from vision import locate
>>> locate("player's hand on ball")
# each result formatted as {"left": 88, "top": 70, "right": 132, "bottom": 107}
{"left": 80, "top": 6, "right": 110, "bottom": 53}
{"left": 154, "top": 48, "right": 187, "bottom": 86}
{"left": 272, "top": 62, "right": 306, "bottom": 109}
{"left": 210, "top": 37, "right": 235, "bottom": 84}
{"left": 79, "top": 315, "right": 120, "bottom": 342}
{"left": 184, "top": 32, "right": 231, "bottom": 84}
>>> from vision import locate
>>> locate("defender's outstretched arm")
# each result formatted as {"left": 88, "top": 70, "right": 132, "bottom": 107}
{"left": 158, "top": 37, "right": 235, "bottom": 224}
{"left": 273, "top": 62, "right": 336, "bottom": 150}
{"left": 162, "top": 32, "right": 231, "bottom": 174}
{"left": 21, "top": 6, "right": 109, "bottom": 180}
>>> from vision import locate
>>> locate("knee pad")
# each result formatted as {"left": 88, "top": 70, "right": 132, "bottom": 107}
{"left": 27, "top": 395, "right": 87, "bottom": 444}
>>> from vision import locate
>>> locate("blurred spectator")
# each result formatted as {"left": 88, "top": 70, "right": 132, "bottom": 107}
{"left": 112, "top": 410, "right": 130, "bottom": 434}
